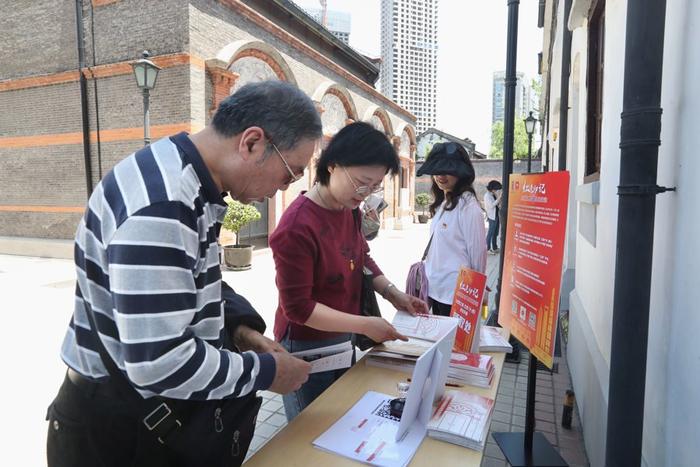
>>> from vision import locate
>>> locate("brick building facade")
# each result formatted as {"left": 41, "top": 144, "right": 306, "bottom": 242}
{"left": 0, "top": 0, "right": 417, "bottom": 255}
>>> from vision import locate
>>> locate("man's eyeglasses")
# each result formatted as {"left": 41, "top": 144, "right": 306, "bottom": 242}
{"left": 268, "top": 139, "right": 303, "bottom": 184}
{"left": 342, "top": 167, "right": 384, "bottom": 196}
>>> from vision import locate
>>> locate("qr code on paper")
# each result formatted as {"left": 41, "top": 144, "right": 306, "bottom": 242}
{"left": 372, "top": 400, "right": 401, "bottom": 422}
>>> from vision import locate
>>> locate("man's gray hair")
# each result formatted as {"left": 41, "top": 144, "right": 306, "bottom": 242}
{"left": 212, "top": 80, "right": 322, "bottom": 151}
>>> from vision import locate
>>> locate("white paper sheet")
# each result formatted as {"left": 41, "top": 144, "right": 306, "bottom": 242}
{"left": 313, "top": 391, "right": 426, "bottom": 467}
{"left": 291, "top": 341, "right": 354, "bottom": 374}
{"left": 306, "top": 349, "right": 354, "bottom": 374}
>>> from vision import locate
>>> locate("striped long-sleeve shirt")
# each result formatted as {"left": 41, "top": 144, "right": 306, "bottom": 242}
{"left": 60, "top": 132, "right": 275, "bottom": 400}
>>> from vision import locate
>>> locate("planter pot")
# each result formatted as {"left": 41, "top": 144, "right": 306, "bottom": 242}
{"left": 418, "top": 214, "right": 429, "bottom": 224}
{"left": 223, "top": 244, "right": 253, "bottom": 271}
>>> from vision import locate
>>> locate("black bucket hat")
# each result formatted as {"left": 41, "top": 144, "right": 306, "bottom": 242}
{"left": 416, "top": 142, "right": 475, "bottom": 181}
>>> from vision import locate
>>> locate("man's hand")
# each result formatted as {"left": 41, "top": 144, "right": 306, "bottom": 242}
{"left": 267, "top": 352, "right": 312, "bottom": 394}
{"left": 361, "top": 317, "right": 408, "bottom": 343}
{"left": 387, "top": 288, "right": 429, "bottom": 316}
{"left": 233, "top": 325, "right": 286, "bottom": 353}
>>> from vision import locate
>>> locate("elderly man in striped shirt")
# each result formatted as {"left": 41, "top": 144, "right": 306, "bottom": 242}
{"left": 47, "top": 81, "right": 321, "bottom": 467}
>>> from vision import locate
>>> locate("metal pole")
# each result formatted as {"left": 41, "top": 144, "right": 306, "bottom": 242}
{"left": 494, "top": 0, "right": 519, "bottom": 325}
{"left": 605, "top": 0, "right": 668, "bottom": 465}
{"left": 557, "top": 0, "right": 572, "bottom": 171}
{"left": 527, "top": 133, "right": 533, "bottom": 173}
{"left": 524, "top": 353, "right": 537, "bottom": 452}
{"left": 143, "top": 88, "right": 151, "bottom": 146}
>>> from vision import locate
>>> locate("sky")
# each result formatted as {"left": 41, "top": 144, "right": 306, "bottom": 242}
{"left": 292, "top": 0, "right": 543, "bottom": 153}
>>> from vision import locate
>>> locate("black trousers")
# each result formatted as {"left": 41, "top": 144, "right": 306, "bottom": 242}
{"left": 46, "top": 373, "right": 179, "bottom": 467}
{"left": 429, "top": 298, "right": 453, "bottom": 317}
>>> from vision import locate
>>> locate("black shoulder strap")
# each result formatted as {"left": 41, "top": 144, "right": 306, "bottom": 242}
{"left": 422, "top": 233, "right": 434, "bottom": 261}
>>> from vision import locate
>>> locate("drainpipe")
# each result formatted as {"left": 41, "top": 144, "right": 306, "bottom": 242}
{"left": 605, "top": 0, "right": 671, "bottom": 465}
{"left": 494, "top": 0, "right": 519, "bottom": 323}
{"left": 75, "top": 0, "right": 93, "bottom": 196}
{"left": 557, "top": 0, "right": 572, "bottom": 170}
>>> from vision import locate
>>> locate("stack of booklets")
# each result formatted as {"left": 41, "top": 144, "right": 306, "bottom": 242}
{"left": 479, "top": 325, "right": 513, "bottom": 353}
{"left": 366, "top": 350, "right": 495, "bottom": 388}
{"left": 447, "top": 351, "right": 495, "bottom": 388}
{"left": 426, "top": 390, "right": 495, "bottom": 451}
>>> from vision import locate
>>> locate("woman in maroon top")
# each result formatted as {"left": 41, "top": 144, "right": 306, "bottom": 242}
{"left": 270, "top": 122, "right": 428, "bottom": 421}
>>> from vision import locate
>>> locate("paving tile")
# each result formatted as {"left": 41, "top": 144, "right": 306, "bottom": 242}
{"left": 262, "top": 399, "right": 283, "bottom": 412}
{"left": 256, "top": 408, "right": 273, "bottom": 422}
{"left": 558, "top": 427, "right": 582, "bottom": 441}
{"left": 494, "top": 401, "right": 512, "bottom": 414}
{"left": 499, "top": 379, "right": 515, "bottom": 390}
{"left": 266, "top": 413, "right": 288, "bottom": 427}
{"left": 513, "top": 405, "right": 526, "bottom": 416}
{"left": 489, "top": 421, "right": 510, "bottom": 433}
{"left": 248, "top": 434, "right": 267, "bottom": 452}
{"left": 560, "top": 446, "right": 588, "bottom": 465}
{"left": 491, "top": 410, "right": 511, "bottom": 423}
{"left": 537, "top": 401, "right": 556, "bottom": 413}
{"left": 500, "top": 373, "right": 516, "bottom": 383}
{"left": 558, "top": 435, "right": 584, "bottom": 451}
{"left": 511, "top": 415, "right": 525, "bottom": 427}
{"left": 535, "top": 410, "right": 556, "bottom": 423}
{"left": 513, "top": 397, "right": 527, "bottom": 408}
{"left": 537, "top": 420, "right": 557, "bottom": 434}
{"left": 484, "top": 443, "right": 506, "bottom": 460}
{"left": 254, "top": 422, "right": 279, "bottom": 439}
{"left": 535, "top": 394, "right": 554, "bottom": 404}
{"left": 480, "top": 456, "right": 507, "bottom": 467}
{"left": 495, "top": 394, "right": 513, "bottom": 406}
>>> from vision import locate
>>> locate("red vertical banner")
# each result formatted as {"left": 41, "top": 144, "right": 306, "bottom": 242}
{"left": 450, "top": 267, "right": 487, "bottom": 353}
{"left": 498, "top": 171, "right": 570, "bottom": 368}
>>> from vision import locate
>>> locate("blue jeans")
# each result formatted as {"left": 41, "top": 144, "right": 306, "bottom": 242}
{"left": 486, "top": 218, "right": 499, "bottom": 251}
{"left": 279, "top": 333, "right": 353, "bottom": 422}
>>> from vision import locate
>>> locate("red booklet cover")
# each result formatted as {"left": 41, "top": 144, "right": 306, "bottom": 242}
{"left": 450, "top": 267, "right": 487, "bottom": 353}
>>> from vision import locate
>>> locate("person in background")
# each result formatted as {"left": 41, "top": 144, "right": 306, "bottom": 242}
{"left": 484, "top": 180, "right": 503, "bottom": 254}
{"left": 416, "top": 142, "right": 487, "bottom": 316}
{"left": 270, "top": 122, "right": 429, "bottom": 421}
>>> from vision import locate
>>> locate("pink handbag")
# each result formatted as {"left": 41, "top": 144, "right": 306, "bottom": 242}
{"left": 405, "top": 260, "right": 429, "bottom": 303}
{"left": 405, "top": 234, "right": 433, "bottom": 303}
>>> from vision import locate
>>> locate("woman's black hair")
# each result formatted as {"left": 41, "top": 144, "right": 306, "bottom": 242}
{"left": 428, "top": 147, "right": 477, "bottom": 216}
{"left": 315, "top": 122, "right": 400, "bottom": 186}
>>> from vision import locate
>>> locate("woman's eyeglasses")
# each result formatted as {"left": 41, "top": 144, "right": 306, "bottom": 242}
{"left": 342, "top": 167, "right": 384, "bottom": 196}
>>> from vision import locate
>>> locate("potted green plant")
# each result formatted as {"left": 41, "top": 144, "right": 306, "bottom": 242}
{"left": 415, "top": 193, "right": 431, "bottom": 223}
{"left": 221, "top": 199, "right": 262, "bottom": 271}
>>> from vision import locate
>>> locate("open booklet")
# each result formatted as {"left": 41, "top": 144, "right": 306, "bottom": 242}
{"left": 374, "top": 311, "right": 460, "bottom": 358}
{"left": 312, "top": 321, "right": 458, "bottom": 466}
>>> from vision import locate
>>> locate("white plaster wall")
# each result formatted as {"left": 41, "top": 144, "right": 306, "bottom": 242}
{"left": 638, "top": 1, "right": 686, "bottom": 464}
{"left": 660, "top": 1, "right": 699, "bottom": 465}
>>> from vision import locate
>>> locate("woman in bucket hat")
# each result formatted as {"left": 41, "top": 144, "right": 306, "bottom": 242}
{"left": 416, "top": 142, "right": 487, "bottom": 316}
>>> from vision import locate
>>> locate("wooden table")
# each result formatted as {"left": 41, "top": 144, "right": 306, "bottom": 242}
{"left": 245, "top": 328, "right": 509, "bottom": 466}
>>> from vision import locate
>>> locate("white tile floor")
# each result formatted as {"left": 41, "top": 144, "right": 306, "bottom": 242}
{"left": 245, "top": 391, "right": 288, "bottom": 463}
